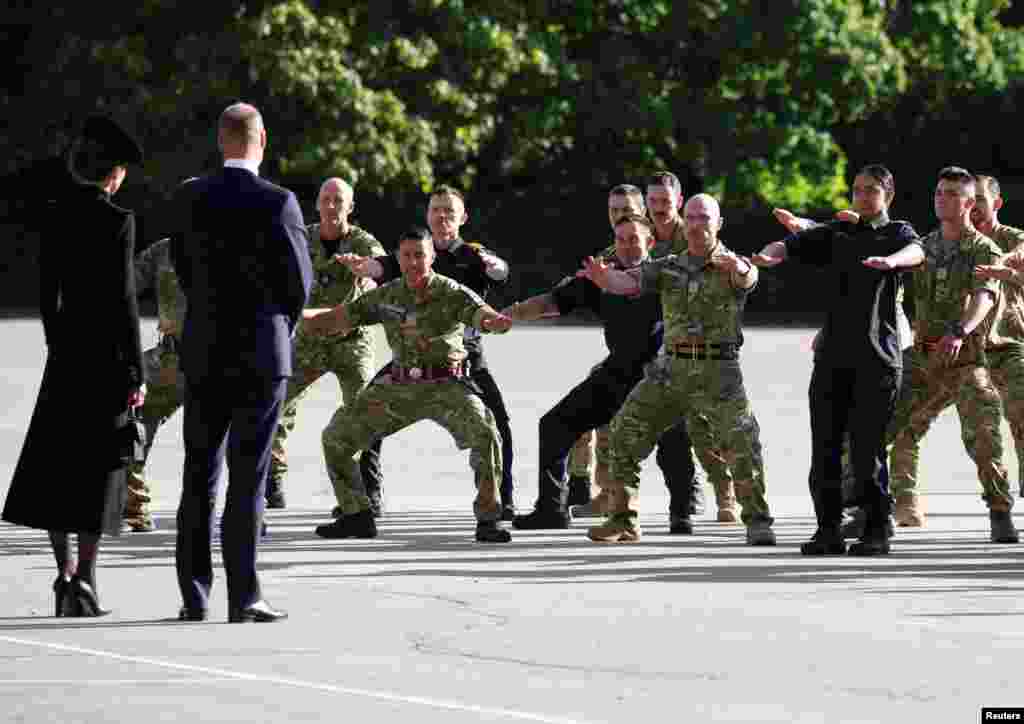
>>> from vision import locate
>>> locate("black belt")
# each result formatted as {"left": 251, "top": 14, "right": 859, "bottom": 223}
{"left": 666, "top": 342, "right": 738, "bottom": 361}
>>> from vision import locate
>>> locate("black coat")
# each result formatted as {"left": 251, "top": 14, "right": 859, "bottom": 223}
{"left": 3, "top": 183, "right": 144, "bottom": 535}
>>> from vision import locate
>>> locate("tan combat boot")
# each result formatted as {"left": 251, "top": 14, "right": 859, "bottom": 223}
{"left": 713, "top": 478, "right": 740, "bottom": 523}
{"left": 587, "top": 512, "right": 641, "bottom": 542}
{"left": 893, "top": 493, "right": 925, "bottom": 527}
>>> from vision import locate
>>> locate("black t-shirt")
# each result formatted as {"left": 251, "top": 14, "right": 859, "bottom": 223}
{"left": 551, "top": 269, "right": 663, "bottom": 378}
{"left": 785, "top": 218, "right": 920, "bottom": 368}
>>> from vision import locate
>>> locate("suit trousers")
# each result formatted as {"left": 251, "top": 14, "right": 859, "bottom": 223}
{"left": 176, "top": 376, "right": 286, "bottom": 614}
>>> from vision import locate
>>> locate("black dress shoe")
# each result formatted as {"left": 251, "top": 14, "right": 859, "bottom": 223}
{"left": 52, "top": 575, "right": 71, "bottom": 618}
{"left": 66, "top": 577, "right": 110, "bottom": 617}
{"left": 315, "top": 509, "right": 377, "bottom": 539}
{"left": 500, "top": 503, "right": 516, "bottom": 522}
{"left": 178, "top": 606, "right": 208, "bottom": 621}
{"left": 512, "top": 508, "right": 570, "bottom": 530}
{"left": 475, "top": 520, "right": 511, "bottom": 543}
{"left": 669, "top": 513, "right": 694, "bottom": 535}
{"left": 228, "top": 599, "right": 288, "bottom": 623}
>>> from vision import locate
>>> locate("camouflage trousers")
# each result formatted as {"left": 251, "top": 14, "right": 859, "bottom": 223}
{"left": 572, "top": 421, "right": 735, "bottom": 502}
{"left": 888, "top": 349, "right": 1011, "bottom": 511}
{"left": 606, "top": 356, "right": 770, "bottom": 524}
{"left": 270, "top": 336, "right": 374, "bottom": 483}
{"left": 323, "top": 377, "right": 503, "bottom": 522}
{"left": 126, "top": 344, "right": 185, "bottom": 519}
{"left": 988, "top": 343, "right": 1024, "bottom": 495}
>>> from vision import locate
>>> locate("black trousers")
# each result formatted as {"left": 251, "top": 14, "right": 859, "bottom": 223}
{"left": 535, "top": 364, "right": 696, "bottom": 513}
{"left": 808, "top": 358, "right": 900, "bottom": 532}
{"left": 176, "top": 376, "right": 286, "bottom": 614}
{"left": 361, "top": 356, "right": 516, "bottom": 505}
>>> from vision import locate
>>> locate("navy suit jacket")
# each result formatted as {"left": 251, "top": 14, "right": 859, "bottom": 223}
{"left": 170, "top": 167, "right": 312, "bottom": 384}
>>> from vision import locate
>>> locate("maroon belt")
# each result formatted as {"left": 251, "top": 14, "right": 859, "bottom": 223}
{"left": 392, "top": 363, "right": 464, "bottom": 383}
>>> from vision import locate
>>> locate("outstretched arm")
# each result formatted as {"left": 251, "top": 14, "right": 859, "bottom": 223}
{"left": 578, "top": 256, "right": 640, "bottom": 295}
{"left": 863, "top": 242, "right": 925, "bottom": 270}
{"left": 751, "top": 241, "right": 788, "bottom": 268}
{"left": 501, "top": 292, "right": 560, "bottom": 321}
{"left": 303, "top": 304, "right": 353, "bottom": 337}
{"left": 476, "top": 305, "right": 514, "bottom": 333}
{"left": 335, "top": 253, "right": 384, "bottom": 280}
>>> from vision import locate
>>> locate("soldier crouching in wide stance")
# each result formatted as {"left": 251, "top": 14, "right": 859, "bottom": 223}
{"left": 580, "top": 194, "right": 775, "bottom": 544}
{"left": 303, "top": 227, "right": 515, "bottom": 543}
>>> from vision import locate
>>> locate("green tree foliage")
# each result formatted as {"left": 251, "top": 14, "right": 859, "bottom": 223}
{"left": 3, "top": 0, "right": 1023, "bottom": 213}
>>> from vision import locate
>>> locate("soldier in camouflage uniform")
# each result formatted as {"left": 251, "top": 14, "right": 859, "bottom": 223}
{"left": 967, "top": 176, "right": 1024, "bottom": 496}
{"left": 305, "top": 227, "right": 514, "bottom": 543}
{"left": 267, "top": 178, "right": 385, "bottom": 510}
{"left": 122, "top": 236, "right": 187, "bottom": 532}
{"left": 569, "top": 183, "right": 707, "bottom": 524}
{"left": 885, "top": 167, "right": 1017, "bottom": 542}
{"left": 580, "top": 194, "right": 775, "bottom": 544}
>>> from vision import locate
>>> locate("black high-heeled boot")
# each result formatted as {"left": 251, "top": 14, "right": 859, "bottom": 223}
{"left": 67, "top": 577, "right": 110, "bottom": 617}
{"left": 52, "top": 575, "right": 71, "bottom": 617}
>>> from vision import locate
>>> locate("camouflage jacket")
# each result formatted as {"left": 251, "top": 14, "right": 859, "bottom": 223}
{"left": 638, "top": 239, "right": 756, "bottom": 347}
{"left": 296, "top": 223, "right": 385, "bottom": 355}
{"left": 345, "top": 272, "right": 501, "bottom": 368}
{"left": 134, "top": 237, "right": 185, "bottom": 338}
{"left": 652, "top": 217, "right": 687, "bottom": 258}
{"left": 986, "top": 223, "right": 1024, "bottom": 346}
{"left": 914, "top": 226, "right": 1002, "bottom": 363}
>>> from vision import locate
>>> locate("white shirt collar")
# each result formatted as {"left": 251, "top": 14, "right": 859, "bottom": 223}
{"left": 224, "top": 158, "right": 260, "bottom": 175}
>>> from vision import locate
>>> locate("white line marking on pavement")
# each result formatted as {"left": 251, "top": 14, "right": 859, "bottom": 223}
{"left": 0, "top": 679, "right": 238, "bottom": 685}
{"left": 0, "top": 636, "right": 591, "bottom": 724}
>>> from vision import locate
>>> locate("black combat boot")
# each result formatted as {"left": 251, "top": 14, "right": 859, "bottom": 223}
{"left": 513, "top": 506, "right": 571, "bottom": 530}
{"left": 315, "top": 509, "right": 378, "bottom": 539}
{"left": 669, "top": 512, "right": 694, "bottom": 535}
{"left": 475, "top": 520, "right": 512, "bottom": 543}
{"left": 265, "top": 476, "right": 286, "bottom": 509}
{"left": 990, "top": 510, "right": 1020, "bottom": 543}
{"left": 800, "top": 526, "right": 846, "bottom": 555}
{"left": 567, "top": 475, "right": 592, "bottom": 507}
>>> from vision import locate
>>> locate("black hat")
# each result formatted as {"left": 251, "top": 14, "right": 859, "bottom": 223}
{"left": 79, "top": 115, "right": 143, "bottom": 166}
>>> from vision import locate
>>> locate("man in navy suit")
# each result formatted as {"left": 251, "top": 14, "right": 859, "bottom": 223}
{"left": 171, "top": 103, "right": 312, "bottom": 623}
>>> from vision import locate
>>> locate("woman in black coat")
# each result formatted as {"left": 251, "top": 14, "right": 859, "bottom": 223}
{"left": 2, "top": 117, "right": 146, "bottom": 616}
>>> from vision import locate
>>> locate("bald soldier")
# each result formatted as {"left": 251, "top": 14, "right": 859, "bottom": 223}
{"left": 266, "top": 178, "right": 385, "bottom": 512}
{"left": 581, "top": 194, "right": 775, "bottom": 544}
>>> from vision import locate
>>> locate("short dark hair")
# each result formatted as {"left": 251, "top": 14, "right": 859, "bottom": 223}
{"left": 937, "top": 166, "right": 975, "bottom": 196}
{"left": 856, "top": 164, "right": 895, "bottom": 198}
{"left": 430, "top": 185, "right": 466, "bottom": 204}
{"left": 614, "top": 213, "right": 654, "bottom": 232}
{"left": 609, "top": 183, "right": 643, "bottom": 198}
{"left": 67, "top": 137, "right": 120, "bottom": 185}
{"left": 399, "top": 226, "right": 432, "bottom": 245}
{"left": 647, "top": 171, "right": 682, "bottom": 197}
{"left": 938, "top": 166, "right": 973, "bottom": 184}
{"left": 975, "top": 174, "right": 1001, "bottom": 198}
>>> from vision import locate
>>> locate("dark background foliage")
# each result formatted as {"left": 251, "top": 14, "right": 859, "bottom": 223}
{"left": 4, "top": 1, "right": 1024, "bottom": 323}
